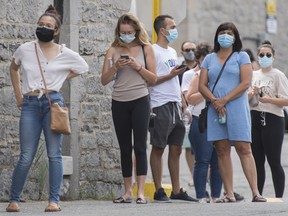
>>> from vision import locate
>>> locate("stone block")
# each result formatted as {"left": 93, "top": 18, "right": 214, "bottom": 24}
{"left": 62, "top": 156, "right": 73, "bottom": 175}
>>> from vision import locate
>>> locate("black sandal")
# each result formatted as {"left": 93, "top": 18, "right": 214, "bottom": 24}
{"left": 252, "top": 194, "right": 267, "bottom": 202}
{"left": 113, "top": 196, "right": 133, "bottom": 203}
{"left": 136, "top": 197, "right": 147, "bottom": 204}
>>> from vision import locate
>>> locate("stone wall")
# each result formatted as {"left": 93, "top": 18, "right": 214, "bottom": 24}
{"left": 74, "top": 0, "right": 132, "bottom": 200}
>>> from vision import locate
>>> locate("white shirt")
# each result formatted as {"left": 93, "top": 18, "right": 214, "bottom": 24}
{"left": 13, "top": 41, "right": 89, "bottom": 94}
{"left": 191, "top": 70, "right": 206, "bottom": 117}
{"left": 250, "top": 68, "right": 288, "bottom": 117}
{"left": 181, "top": 68, "right": 195, "bottom": 92}
{"left": 150, "top": 44, "right": 182, "bottom": 108}
{"left": 181, "top": 69, "right": 205, "bottom": 117}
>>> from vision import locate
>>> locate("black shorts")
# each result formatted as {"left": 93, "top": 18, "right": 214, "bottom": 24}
{"left": 149, "top": 102, "right": 185, "bottom": 148}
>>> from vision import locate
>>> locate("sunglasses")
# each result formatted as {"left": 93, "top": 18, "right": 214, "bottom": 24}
{"left": 259, "top": 53, "right": 272, "bottom": 58}
{"left": 183, "top": 48, "right": 195, "bottom": 52}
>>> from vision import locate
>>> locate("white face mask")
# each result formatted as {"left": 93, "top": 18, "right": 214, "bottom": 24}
{"left": 258, "top": 56, "right": 273, "bottom": 68}
{"left": 218, "top": 34, "right": 234, "bottom": 48}
{"left": 120, "top": 33, "right": 136, "bottom": 44}
{"left": 165, "top": 28, "right": 178, "bottom": 43}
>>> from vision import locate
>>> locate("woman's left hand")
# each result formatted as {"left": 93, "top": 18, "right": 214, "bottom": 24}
{"left": 212, "top": 97, "right": 227, "bottom": 112}
{"left": 259, "top": 94, "right": 271, "bottom": 103}
{"left": 127, "top": 57, "right": 142, "bottom": 71}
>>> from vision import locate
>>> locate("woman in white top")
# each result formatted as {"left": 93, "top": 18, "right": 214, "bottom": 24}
{"left": 186, "top": 42, "right": 222, "bottom": 203}
{"left": 249, "top": 40, "right": 288, "bottom": 198}
{"left": 6, "top": 5, "right": 88, "bottom": 212}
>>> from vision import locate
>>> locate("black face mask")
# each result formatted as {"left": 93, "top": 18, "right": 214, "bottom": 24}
{"left": 36, "top": 26, "right": 55, "bottom": 42}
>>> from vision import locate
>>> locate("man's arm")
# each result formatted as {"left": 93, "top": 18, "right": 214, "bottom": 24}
{"left": 154, "top": 66, "right": 186, "bottom": 85}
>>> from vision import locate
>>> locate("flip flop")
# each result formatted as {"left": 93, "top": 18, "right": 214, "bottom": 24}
{"left": 215, "top": 195, "right": 236, "bottom": 203}
{"left": 136, "top": 198, "right": 147, "bottom": 204}
{"left": 44, "top": 202, "right": 61, "bottom": 212}
{"left": 113, "top": 197, "right": 133, "bottom": 203}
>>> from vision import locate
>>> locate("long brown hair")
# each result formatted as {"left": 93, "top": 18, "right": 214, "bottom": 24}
{"left": 112, "top": 14, "right": 150, "bottom": 47}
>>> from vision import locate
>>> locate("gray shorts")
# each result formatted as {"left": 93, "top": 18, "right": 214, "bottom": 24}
{"left": 149, "top": 102, "right": 185, "bottom": 148}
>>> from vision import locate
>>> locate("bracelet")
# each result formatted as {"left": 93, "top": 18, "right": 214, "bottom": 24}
{"left": 136, "top": 65, "right": 142, "bottom": 72}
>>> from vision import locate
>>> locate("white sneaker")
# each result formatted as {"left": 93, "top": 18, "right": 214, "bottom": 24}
{"left": 198, "top": 198, "right": 209, "bottom": 203}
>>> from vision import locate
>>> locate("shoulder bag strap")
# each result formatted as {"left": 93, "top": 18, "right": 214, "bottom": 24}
{"left": 141, "top": 45, "right": 147, "bottom": 69}
{"left": 211, "top": 52, "right": 234, "bottom": 93}
{"left": 205, "top": 51, "right": 234, "bottom": 107}
{"left": 34, "top": 43, "right": 52, "bottom": 106}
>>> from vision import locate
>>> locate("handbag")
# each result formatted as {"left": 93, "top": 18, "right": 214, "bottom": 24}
{"left": 198, "top": 102, "right": 210, "bottom": 133}
{"left": 198, "top": 52, "right": 234, "bottom": 133}
{"left": 35, "top": 43, "right": 71, "bottom": 135}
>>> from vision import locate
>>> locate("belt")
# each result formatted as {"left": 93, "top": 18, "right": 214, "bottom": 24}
{"left": 25, "top": 89, "right": 55, "bottom": 96}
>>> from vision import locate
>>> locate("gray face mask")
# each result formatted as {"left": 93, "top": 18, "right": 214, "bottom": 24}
{"left": 183, "top": 51, "right": 195, "bottom": 61}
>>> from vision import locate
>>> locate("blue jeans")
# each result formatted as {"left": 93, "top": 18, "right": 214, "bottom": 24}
{"left": 189, "top": 116, "right": 222, "bottom": 199}
{"left": 10, "top": 92, "right": 64, "bottom": 203}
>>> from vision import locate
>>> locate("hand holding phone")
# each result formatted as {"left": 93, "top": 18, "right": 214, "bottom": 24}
{"left": 176, "top": 64, "right": 187, "bottom": 69}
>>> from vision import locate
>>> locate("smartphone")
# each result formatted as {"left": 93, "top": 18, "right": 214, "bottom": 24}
{"left": 120, "top": 54, "right": 129, "bottom": 59}
{"left": 176, "top": 64, "right": 187, "bottom": 69}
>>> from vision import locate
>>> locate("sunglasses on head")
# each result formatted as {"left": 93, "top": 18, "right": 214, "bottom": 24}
{"left": 183, "top": 48, "right": 195, "bottom": 52}
{"left": 259, "top": 53, "right": 272, "bottom": 58}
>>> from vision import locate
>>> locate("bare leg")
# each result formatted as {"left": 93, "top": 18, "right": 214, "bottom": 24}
{"left": 132, "top": 152, "right": 137, "bottom": 185}
{"left": 168, "top": 144, "right": 182, "bottom": 194}
{"left": 214, "top": 139, "right": 234, "bottom": 198}
{"left": 150, "top": 146, "right": 164, "bottom": 190}
{"left": 123, "top": 177, "right": 133, "bottom": 199}
{"left": 136, "top": 175, "right": 146, "bottom": 199}
{"left": 234, "top": 141, "right": 260, "bottom": 197}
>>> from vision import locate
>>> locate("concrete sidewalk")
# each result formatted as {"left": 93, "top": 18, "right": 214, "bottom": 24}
{"left": 0, "top": 199, "right": 287, "bottom": 216}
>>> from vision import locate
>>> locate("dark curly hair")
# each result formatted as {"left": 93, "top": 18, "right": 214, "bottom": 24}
{"left": 195, "top": 42, "right": 212, "bottom": 60}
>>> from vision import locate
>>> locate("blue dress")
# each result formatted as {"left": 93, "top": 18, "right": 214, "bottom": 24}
{"left": 201, "top": 52, "right": 252, "bottom": 143}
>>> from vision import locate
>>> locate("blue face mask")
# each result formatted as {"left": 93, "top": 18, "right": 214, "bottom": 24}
{"left": 218, "top": 34, "right": 234, "bottom": 48}
{"left": 258, "top": 56, "right": 273, "bottom": 68}
{"left": 120, "top": 33, "right": 136, "bottom": 44}
{"left": 165, "top": 28, "right": 178, "bottom": 43}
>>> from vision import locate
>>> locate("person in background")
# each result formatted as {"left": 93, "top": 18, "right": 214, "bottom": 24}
{"left": 249, "top": 40, "right": 288, "bottom": 198}
{"left": 101, "top": 13, "right": 157, "bottom": 204}
{"left": 149, "top": 14, "right": 197, "bottom": 203}
{"left": 179, "top": 41, "right": 197, "bottom": 187}
{"left": 199, "top": 22, "right": 266, "bottom": 203}
{"left": 244, "top": 48, "right": 260, "bottom": 70}
{"left": 6, "top": 5, "right": 89, "bottom": 212}
{"left": 178, "top": 41, "right": 197, "bottom": 85}
{"left": 186, "top": 42, "right": 222, "bottom": 203}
